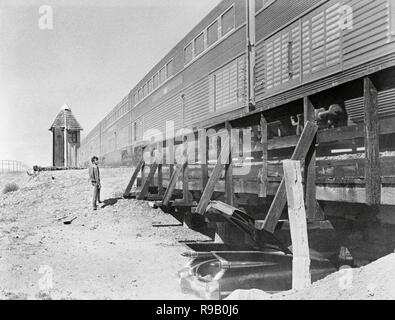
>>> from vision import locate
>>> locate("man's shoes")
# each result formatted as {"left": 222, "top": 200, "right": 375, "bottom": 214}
{"left": 93, "top": 207, "right": 97, "bottom": 211}
{"left": 98, "top": 201, "right": 103, "bottom": 204}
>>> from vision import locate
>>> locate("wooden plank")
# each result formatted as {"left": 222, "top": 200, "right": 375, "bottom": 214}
{"left": 283, "top": 160, "right": 311, "bottom": 290}
{"left": 364, "top": 77, "right": 381, "bottom": 206}
{"left": 137, "top": 162, "right": 158, "bottom": 200}
{"left": 259, "top": 114, "right": 268, "bottom": 198}
{"left": 182, "top": 161, "right": 191, "bottom": 203}
{"left": 200, "top": 129, "right": 209, "bottom": 190}
{"left": 158, "top": 164, "right": 163, "bottom": 196}
{"left": 196, "top": 135, "right": 231, "bottom": 215}
{"left": 162, "top": 161, "right": 187, "bottom": 206}
{"left": 123, "top": 159, "right": 145, "bottom": 197}
{"left": 261, "top": 121, "right": 318, "bottom": 233}
{"left": 267, "top": 116, "right": 395, "bottom": 152}
{"left": 304, "top": 97, "right": 320, "bottom": 221}
{"left": 225, "top": 122, "right": 234, "bottom": 206}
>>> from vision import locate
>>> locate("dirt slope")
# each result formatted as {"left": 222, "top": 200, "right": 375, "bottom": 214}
{"left": 0, "top": 169, "right": 210, "bottom": 300}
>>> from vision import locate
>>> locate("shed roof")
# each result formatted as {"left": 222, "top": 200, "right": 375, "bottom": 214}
{"left": 49, "top": 104, "right": 83, "bottom": 131}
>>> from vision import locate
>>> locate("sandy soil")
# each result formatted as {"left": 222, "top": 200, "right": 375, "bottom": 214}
{"left": 227, "top": 253, "right": 395, "bottom": 300}
{"left": 0, "top": 169, "right": 211, "bottom": 300}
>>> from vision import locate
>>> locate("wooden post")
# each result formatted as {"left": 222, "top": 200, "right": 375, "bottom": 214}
{"left": 137, "top": 162, "right": 158, "bottom": 200}
{"left": 259, "top": 114, "right": 268, "bottom": 198}
{"left": 364, "top": 77, "right": 381, "bottom": 206}
{"left": 168, "top": 138, "right": 174, "bottom": 177}
{"left": 304, "top": 96, "right": 320, "bottom": 221}
{"left": 158, "top": 164, "right": 163, "bottom": 196}
{"left": 182, "top": 140, "right": 190, "bottom": 203}
{"left": 225, "top": 121, "right": 234, "bottom": 206}
{"left": 123, "top": 159, "right": 145, "bottom": 197}
{"left": 261, "top": 121, "right": 318, "bottom": 233}
{"left": 196, "top": 135, "right": 231, "bottom": 215}
{"left": 161, "top": 161, "right": 187, "bottom": 206}
{"left": 283, "top": 160, "right": 311, "bottom": 290}
{"left": 200, "top": 129, "right": 209, "bottom": 190}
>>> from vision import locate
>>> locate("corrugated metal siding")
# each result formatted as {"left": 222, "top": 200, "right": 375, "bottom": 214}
{"left": 301, "top": 0, "right": 342, "bottom": 81}
{"left": 184, "top": 54, "right": 247, "bottom": 128}
{"left": 346, "top": 87, "right": 395, "bottom": 123}
{"left": 342, "top": 0, "right": 390, "bottom": 63}
{"left": 256, "top": 20, "right": 301, "bottom": 98}
{"left": 184, "top": 77, "right": 210, "bottom": 128}
{"left": 143, "top": 94, "right": 183, "bottom": 136}
{"left": 255, "top": 0, "right": 394, "bottom": 105}
{"left": 256, "top": 51, "right": 395, "bottom": 109}
{"left": 255, "top": 0, "right": 325, "bottom": 41}
{"left": 237, "top": 54, "right": 248, "bottom": 107}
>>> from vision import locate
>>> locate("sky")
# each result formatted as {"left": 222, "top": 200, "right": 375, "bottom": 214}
{"left": 0, "top": 0, "right": 222, "bottom": 167}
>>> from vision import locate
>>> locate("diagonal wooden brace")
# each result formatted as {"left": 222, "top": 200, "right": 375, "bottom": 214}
{"left": 123, "top": 159, "right": 145, "bottom": 198}
{"left": 137, "top": 162, "right": 158, "bottom": 200}
{"left": 196, "top": 136, "right": 231, "bottom": 215}
{"left": 161, "top": 160, "right": 188, "bottom": 206}
{"left": 260, "top": 121, "right": 318, "bottom": 233}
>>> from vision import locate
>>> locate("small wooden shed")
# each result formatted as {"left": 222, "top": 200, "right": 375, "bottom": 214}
{"left": 49, "top": 104, "right": 83, "bottom": 168}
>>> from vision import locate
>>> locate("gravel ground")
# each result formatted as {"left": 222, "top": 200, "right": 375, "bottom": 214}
{"left": 0, "top": 169, "right": 210, "bottom": 300}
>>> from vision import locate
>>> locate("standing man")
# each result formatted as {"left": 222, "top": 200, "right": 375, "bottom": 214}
{"left": 89, "top": 156, "right": 102, "bottom": 210}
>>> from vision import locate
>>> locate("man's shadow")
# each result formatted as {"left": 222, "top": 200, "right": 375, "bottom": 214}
{"left": 101, "top": 197, "right": 121, "bottom": 208}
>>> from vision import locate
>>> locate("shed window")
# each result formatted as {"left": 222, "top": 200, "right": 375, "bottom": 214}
{"left": 194, "top": 33, "right": 205, "bottom": 56}
{"left": 221, "top": 6, "right": 235, "bottom": 36}
{"left": 184, "top": 43, "right": 193, "bottom": 64}
{"left": 207, "top": 21, "right": 219, "bottom": 47}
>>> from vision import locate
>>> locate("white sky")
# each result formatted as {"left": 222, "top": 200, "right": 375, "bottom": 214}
{"left": 0, "top": 0, "right": 221, "bottom": 166}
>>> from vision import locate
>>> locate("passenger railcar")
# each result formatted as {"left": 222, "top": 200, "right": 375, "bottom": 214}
{"left": 78, "top": 0, "right": 395, "bottom": 261}
{"left": 80, "top": 0, "right": 395, "bottom": 167}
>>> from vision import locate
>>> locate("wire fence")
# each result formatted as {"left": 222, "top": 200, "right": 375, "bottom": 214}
{"left": 0, "top": 160, "right": 29, "bottom": 174}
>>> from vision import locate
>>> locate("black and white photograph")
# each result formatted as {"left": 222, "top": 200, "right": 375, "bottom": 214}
{"left": 1, "top": 0, "right": 395, "bottom": 305}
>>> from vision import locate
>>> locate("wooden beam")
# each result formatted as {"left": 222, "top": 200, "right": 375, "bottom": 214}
{"left": 283, "top": 160, "right": 311, "bottom": 290}
{"left": 182, "top": 161, "right": 190, "bottom": 203}
{"left": 162, "top": 161, "right": 187, "bottom": 206}
{"left": 364, "top": 77, "right": 381, "bottom": 206}
{"left": 196, "top": 135, "right": 231, "bottom": 215}
{"left": 158, "top": 164, "right": 163, "bottom": 196}
{"left": 200, "top": 129, "right": 209, "bottom": 191}
{"left": 137, "top": 162, "right": 158, "bottom": 200}
{"left": 225, "top": 122, "right": 234, "bottom": 206}
{"left": 123, "top": 159, "right": 145, "bottom": 197}
{"left": 261, "top": 121, "right": 318, "bottom": 233}
{"left": 304, "top": 97, "right": 320, "bottom": 221}
{"left": 259, "top": 114, "right": 268, "bottom": 198}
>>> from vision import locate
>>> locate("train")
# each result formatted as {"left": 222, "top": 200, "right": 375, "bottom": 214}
{"left": 79, "top": 0, "right": 395, "bottom": 168}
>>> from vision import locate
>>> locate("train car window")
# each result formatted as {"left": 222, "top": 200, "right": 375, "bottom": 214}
{"left": 153, "top": 73, "right": 159, "bottom": 89}
{"left": 194, "top": 32, "right": 205, "bottom": 56}
{"left": 148, "top": 79, "right": 153, "bottom": 93}
{"left": 255, "top": 0, "right": 263, "bottom": 12}
{"left": 138, "top": 88, "right": 143, "bottom": 101}
{"left": 143, "top": 83, "right": 148, "bottom": 97}
{"left": 159, "top": 67, "right": 166, "bottom": 84}
{"left": 166, "top": 60, "right": 174, "bottom": 78}
{"left": 133, "top": 93, "right": 138, "bottom": 106}
{"left": 184, "top": 43, "right": 193, "bottom": 64}
{"left": 221, "top": 6, "right": 234, "bottom": 36}
{"left": 207, "top": 20, "right": 219, "bottom": 47}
